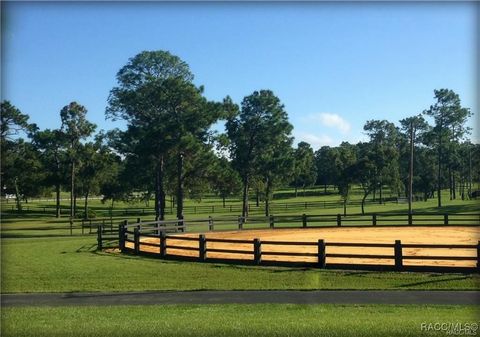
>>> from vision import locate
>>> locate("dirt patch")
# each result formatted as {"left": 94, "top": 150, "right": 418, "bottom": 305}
{"left": 131, "top": 226, "right": 479, "bottom": 267}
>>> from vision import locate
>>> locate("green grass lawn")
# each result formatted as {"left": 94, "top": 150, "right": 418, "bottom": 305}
{"left": 1, "top": 188, "right": 478, "bottom": 238}
{"left": 1, "top": 187, "right": 479, "bottom": 336}
{"left": 2, "top": 236, "right": 479, "bottom": 293}
{"left": 2, "top": 304, "right": 478, "bottom": 337}
{"left": 2, "top": 186, "right": 479, "bottom": 220}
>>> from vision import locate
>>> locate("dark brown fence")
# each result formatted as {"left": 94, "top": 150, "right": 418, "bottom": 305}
{"left": 112, "top": 212, "right": 480, "bottom": 232}
{"left": 0, "top": 196, "right": 424, "bottom": 217}
{"left": 116, "top": 230, "right": 479, "bottom": 273}
{"left": 95, "top": 214, "right": 480, "bottom": 273}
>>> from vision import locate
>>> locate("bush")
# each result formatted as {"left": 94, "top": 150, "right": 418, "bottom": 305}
{"left": 76, "top": 209, "right": 97, "bottom": 219}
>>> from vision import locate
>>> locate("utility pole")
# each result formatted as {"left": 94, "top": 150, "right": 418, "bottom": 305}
{"left": 176, "top": 152, "right": 184, "bottom": 220}
{"left": 468, "top": 142, "right": 472, "bottom": 196}
{"left": 408, "top": 120, "right": 414, "bottom": 214}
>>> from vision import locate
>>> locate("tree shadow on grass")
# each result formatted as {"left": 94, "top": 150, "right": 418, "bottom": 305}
{"left": 396, "top": 275, "right": 474, "bottom": 288}
{"left": 76, "top": 243, "right": 98, "bottom": 252}
{"left": 1, "top": 233, "right": 85, "bottom": 239}
{"left": 375, "top": 203, "right": 480, "bottom": 215}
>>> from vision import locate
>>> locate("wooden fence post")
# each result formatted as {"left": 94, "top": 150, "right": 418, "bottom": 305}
{"left": 269, "top": 215, "right": 275, "bottom": 229}
{"left": 134, "top": 226, "right": 140, "bottom": 254}
{"left": 123, "top": 220, "right": 128, "bottom": 252}
{"left": 408, "top": 213, "right": 412, "bottom": 226}
{"left": 253, "top": 238, "right": 262, "bottom": 265}
{"left": 302, "top": 214, "right": 307, "bottom": 228}
{"left": 178, "top": 215, "right": 184, "bottom": 232}
{"left": 444, "top": 214, "right": 449, "bottom": 225}
{"left": 317, "top": 239, "right": 326, "bottom": 268}
{"left": 238, "top": 216, "right": 243, "bottom": 230}
{"left": 97, "top": 224, "right": 103, "bottom": 250}
{"left": 477, "top": 241, "right": 480, "bottom": 271}
{"left": 118, "top": 223, "right": 125, "bottom": 252}
{"left": 160, "top": 231, "right": 166, "bottom": 257}
{"left": 208, "top": 216, "right": 214, "bottom": 231}
{"left": 199, "top": 234, "right": 207, "bottom": 261}
{"left": 372, "top": 214, "right": 377, "bottom": 226}
{"left": 394, "top": 240, "right": 403, "bottom": 270}
{"left": 336, "top": 214, "right": 342, "bottom": 227}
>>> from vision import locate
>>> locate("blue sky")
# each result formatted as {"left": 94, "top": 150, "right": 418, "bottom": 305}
{"left": 2, "top": 2, "right": 478, "bottom": 149}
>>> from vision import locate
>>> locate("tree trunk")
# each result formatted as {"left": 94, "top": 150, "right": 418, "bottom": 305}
{"left": 55, "top": 182, "right": 61, "bottom": 218}
{"left": 379, "top": 184, "right": 383, "bottom": 204}
{"left": 452, "top": 172, "right": 456, "bottom": 200}
{"left": 155, "top": 155, "right": 166, "bottom": 220}
{"left": 176, "top": 153, "right": 184, "bottom": 219}
{"left": 303, "top": 186, "right": 306, "bottom": 197}
{"left": 222, "top": 196, "right": 226, "bottom": 208}
{"left": 74, "top": 191, "right": 77, "bottom": 216}
{"left": 343, "top": 199, "right": 347, "bottom": 216}
{"left": 324, "top": 184, "right": 327, "bottom": 194}
{"left": 241, "top": 175, "right": 249, "bottom": 218}
{"left": 154, "top": 186, "right": 158, "bottom": 219}
{"left": 14, "top": 177, "right": 22, "bottom": 212}
{"left": 264, "top": 177, "right": 270, "bottom": 217}
{"left": 70, "top": 161, "right": 75, "bottom": 218}
{"left": 361, "top": 191, "right": 369, "bottom": 215}
{"left": 295, "top": 184, "right": 298, "bottom": 198}
{"left": 84, "top": 190, "right": 89, "bottom": 219}
{"left": 255, "top": 189, "right": 259, "bottom": 207}
{"left": 449, "top": 166, "right": 453, "bottom": 200}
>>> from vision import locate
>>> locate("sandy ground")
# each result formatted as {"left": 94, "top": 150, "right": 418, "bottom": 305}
{"left": 130, "top": 226, "right": 479, "bottom": 267}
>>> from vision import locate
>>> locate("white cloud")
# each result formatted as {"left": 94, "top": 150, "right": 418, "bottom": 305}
{"left": 307, "top": 113, "right": 351, "bottom": 134}
{"left": 294, "top": 132, "right": 334, "bottom": 150}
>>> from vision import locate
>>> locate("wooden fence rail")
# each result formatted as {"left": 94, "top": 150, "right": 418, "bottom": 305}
{"left": 1, "top": 195, "right": 430, "bottom": 216}
{"left": 96, "top": 213, "right": 480, "bottom": 272}
{"left": 98, "top": 213, "right": 479, "bottom": 240}
{"left": 111, "top": 225, "right": 479, "bottom": 272}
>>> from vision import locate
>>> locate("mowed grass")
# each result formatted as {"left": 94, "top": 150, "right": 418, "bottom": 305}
{"left": 2, "top": 304, "right": 478, "bottom": 337}
{"left": 1, "top": 187, "right": 479, "bottom": 293}
{"left": 2, "top": 236, "right": 479, "bottom": 293}
{"left": 1, "top": 190, "right": 479, "bottom": 238}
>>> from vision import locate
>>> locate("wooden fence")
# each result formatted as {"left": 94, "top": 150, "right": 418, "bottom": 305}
{"left": 96, "top": 213, "right": 480, "bottom": 272}
{"left": 0, "top": 196, "right": 422, "bottom": 216}
{"left": 101, "top": 212, "right": 480, "bottom": 233}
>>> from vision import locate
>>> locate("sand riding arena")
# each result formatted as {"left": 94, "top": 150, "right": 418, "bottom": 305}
{"left": 104, "top": 213, "right": 480, "bottom": 272}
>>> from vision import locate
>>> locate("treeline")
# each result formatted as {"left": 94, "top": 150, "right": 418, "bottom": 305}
{"left": 1, "top": 50, "right": 478, "bottom": 218}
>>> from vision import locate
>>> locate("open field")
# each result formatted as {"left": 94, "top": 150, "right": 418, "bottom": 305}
{"left": 2, "top": 187, "right": 479, "bottom": 219}
{"left": 2, "top": 187, "right": 479, "bottom": 337}
{"left": 2, "top": 236, "right": 479, "bottom": 293}
{"left": 2, "top": 304, "right": 478, "bottom": 337}
{"left": 137, "top": 226, "right": 479, "bottom": 267}
{"left": 1, "top": 191, "right": 479, "bottom": 238}
{"left": 2, "top": 188, "right": 479, "bottom": 294}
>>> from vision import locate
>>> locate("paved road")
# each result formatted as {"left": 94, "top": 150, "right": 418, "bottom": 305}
{"left": 2, "top": 291, "right": 479, "bottom": 307}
